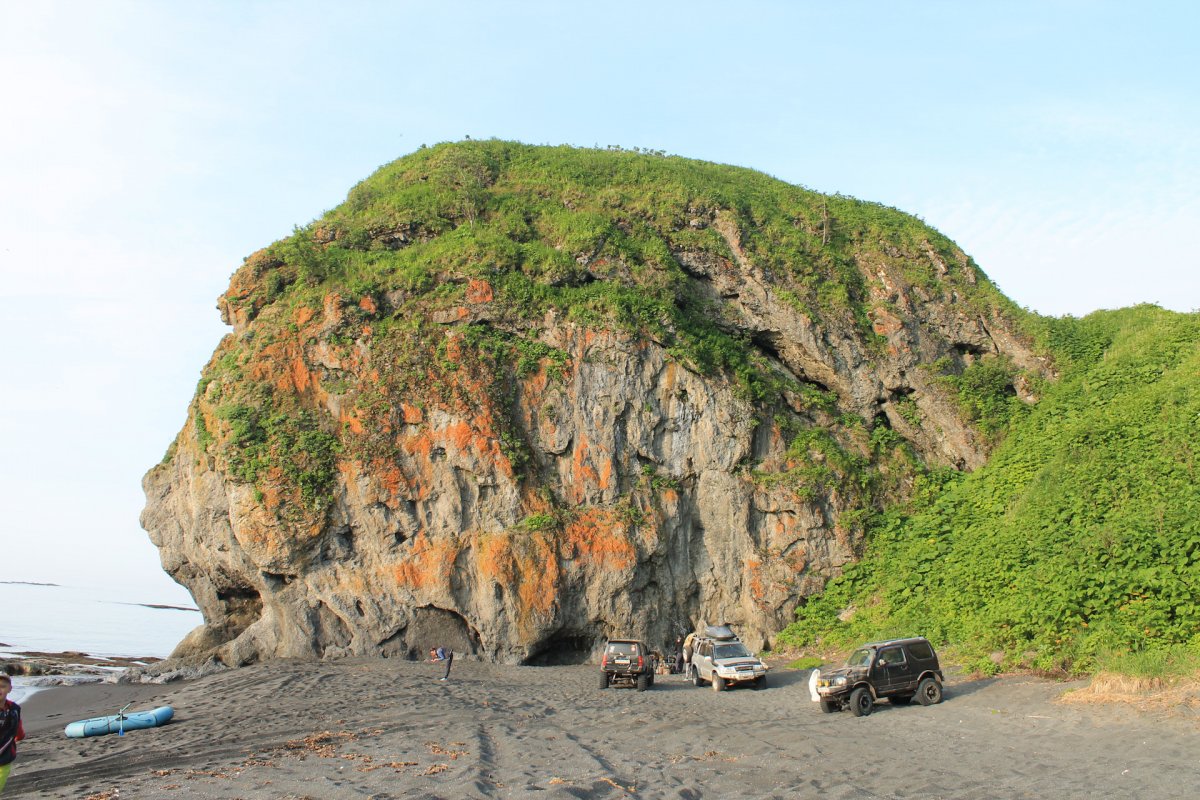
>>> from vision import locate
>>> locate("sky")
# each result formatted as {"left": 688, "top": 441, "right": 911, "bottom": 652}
{"left": 1, "top": 1, "right": 1197, "bottom": 604}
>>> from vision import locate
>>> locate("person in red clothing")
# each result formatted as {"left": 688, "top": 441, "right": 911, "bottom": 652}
{"left": 0, "top": 674, "right": 24, "bottom": 795}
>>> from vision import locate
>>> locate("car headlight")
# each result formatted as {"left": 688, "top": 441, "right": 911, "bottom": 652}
{"left": 833, "top": 675, "right": 848, "bottom": 686}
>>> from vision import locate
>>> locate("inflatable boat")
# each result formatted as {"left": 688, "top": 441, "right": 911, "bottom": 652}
{"left": 64, "top": 705, "right": 174, "bottom": 738}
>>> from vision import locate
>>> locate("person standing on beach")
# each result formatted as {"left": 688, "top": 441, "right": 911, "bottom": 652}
{"left": 428, "top": 647, "right": 454, "bottom": 681}
{"left": 0, "top": 675, "right": 25, "bottom": 795}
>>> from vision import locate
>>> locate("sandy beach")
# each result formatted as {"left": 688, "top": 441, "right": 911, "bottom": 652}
{"left": 7, "top": 658, "right": 1198, "bottom": 799}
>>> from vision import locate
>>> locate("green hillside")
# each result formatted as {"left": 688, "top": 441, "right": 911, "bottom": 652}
{"left": 779, "top": 306, "right": 1200, "bottom": 675}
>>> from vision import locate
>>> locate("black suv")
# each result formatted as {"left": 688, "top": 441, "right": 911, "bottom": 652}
{"left": 815, "top": 637, "right": 944, "bottom": 716}
{"left": 599, "top": 639, "right": 656, "bottom": 691}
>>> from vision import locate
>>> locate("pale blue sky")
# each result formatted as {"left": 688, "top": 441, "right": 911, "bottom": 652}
{"left": 1, "top": 1, "right": 1196, "bottom": 602}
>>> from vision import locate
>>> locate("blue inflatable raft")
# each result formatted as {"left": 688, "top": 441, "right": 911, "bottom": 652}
{"left": 64, "top": 705, "right": 174, "bottom": 738}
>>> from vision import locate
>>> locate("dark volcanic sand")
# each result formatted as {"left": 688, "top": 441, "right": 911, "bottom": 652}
{"left": 7, "top": 659, "right": 1198, "bottom": 799}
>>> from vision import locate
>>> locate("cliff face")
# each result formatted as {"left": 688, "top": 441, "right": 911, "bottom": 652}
{"left": 142, "top": 141, "right": 1048, "bottom": 666}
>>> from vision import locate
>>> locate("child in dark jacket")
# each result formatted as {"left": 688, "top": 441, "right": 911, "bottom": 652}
{"left": 0, "top": 675, "right": 25, "bottom": 795}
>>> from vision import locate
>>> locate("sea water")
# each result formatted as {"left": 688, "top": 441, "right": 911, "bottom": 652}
{"left": 1, "top": 582, "right": 203, "bottom": 702}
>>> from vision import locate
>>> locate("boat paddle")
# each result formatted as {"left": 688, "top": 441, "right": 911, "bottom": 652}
{"left": 117, "top": 702, "right": 132, "bottom": 736}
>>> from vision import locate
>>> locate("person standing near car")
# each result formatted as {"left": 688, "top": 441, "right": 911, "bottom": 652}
{"left": 682, "top": 633, "right": 696, "bottom": 679}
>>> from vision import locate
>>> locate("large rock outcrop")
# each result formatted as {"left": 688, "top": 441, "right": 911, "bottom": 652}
{"left": 142, "top": 141, "right": 1048, "bottom": 666}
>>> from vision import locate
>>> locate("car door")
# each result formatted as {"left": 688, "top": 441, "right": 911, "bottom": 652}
{"left": 875, "top": 646, "right": 909, "bottom": 694}
{"left": 696, "top": 641, "right": 713, "bottom": 679}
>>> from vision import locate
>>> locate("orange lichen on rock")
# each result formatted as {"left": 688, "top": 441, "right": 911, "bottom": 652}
{"left": 401, "top": 417, "right": 504, "bottom": 472}
{"left": 294, "top": 305, "right": 317, "bottom": 327}
{"left": 514, "top": 535, "right": 559, "bottom": 623}
{"left": 784, "top": 542, "right": 809, "bottom": 573}
{"left": 259, "top": 482, "right": 282, "bottom": 513}
{"left": 470, "top": 411, "right": 499, "bottom": 440}
{"left": 598, "top": 459, "right": 613, "bottom": 491}
{"left": 259, "top": 462, "right": 289, "bottom": 513}
{"left": 401, "top": 403, "right": 424, "bottom": 424}
{"left": 289, "top": 356, "right": 312, "bottom": 394}
{"left": 561, "top": 509, "right": 636, "bottom": 571}
{"left": 475, "top": 532, "right": 559, "bottom": 630}
{"left": 522, "top": 366, "right": 550, "bottom": 398}
{"left": 341, "top": 411, "right": 365, "bottom": 435}
{"left": 744, "top": 558, "right": 766, "bottom": 604}
{"left": 447, "top": 421, "right": 474, "bottom": 452}
{"left": 871, "top": 307, "right": 904, "bottom": 337}
{"left": 393, "top": 537, "right": 458, "bottom": 590}
{"left": 376, "top": 462, "right": 409, "bottom": 508}
{"left": 359, "top": 295, "right": 378, "bottom": 314}
{"left": 402, "top": 429, "right": 434, "bottom": 462}
{"left": 569, "top": 434, "right": 601, "bottom": 501}
{"left": 465, "top": 279, "right": 494, "bottom": 304}
{"left": 246, "top": 340, "right": 290, "bottom": 384}
{"left": 322, "top": 292, "right": 344, "bottom": 324}
{"left": 475, "top": 534, "right": 513, "bottom": 584}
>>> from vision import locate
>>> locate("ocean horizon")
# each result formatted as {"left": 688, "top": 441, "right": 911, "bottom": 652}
{"left": 1, "top": 580, "right": 203, "bottom": 699}
{"left": 2, "top": 581, "right": 203, "bottom": 703}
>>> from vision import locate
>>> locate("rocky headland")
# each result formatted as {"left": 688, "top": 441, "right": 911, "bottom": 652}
{"left": 141, "top": 141, "right": 1048, "bottom": 668}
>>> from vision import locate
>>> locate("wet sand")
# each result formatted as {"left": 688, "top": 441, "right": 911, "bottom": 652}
{"left": 7, "top": 658, "right": 1198, "bottom": 799}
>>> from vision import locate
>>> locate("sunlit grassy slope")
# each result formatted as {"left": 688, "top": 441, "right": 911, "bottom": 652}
{"left": 779, "top": 306, "right": 1200, "bottom": 675}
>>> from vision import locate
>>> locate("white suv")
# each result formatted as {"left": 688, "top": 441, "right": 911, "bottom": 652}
{"left": 688, "top": 626, "right": 769, "bottom": 691}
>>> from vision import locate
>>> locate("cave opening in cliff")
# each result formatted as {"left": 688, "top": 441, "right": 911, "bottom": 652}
{"left": 523, "top": 631, "right": 597, "bottom": 666}
{"left": 215, "top": 585, "right": 263, "bottom": 637}
{"left": 750, "top": 330, "right": 783, "bottom": 363}
{"left": 953, "top": 341, "right": 987, "bottom": 357}
{"left": 381, "top": 606, "right": 481, "bottom": 661}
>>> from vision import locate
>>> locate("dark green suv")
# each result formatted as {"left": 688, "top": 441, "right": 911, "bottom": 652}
{"left": 599, "top": 639, "right": 656, "bottom": 691}
{"left": 816, "top": 637, "right": 944, "bottom": 716}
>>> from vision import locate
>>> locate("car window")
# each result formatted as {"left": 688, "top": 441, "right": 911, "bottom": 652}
{"left": 906, "top": 640, "right": 935, "bottom": 661}
{"left": 714, "top": 642, "right": 751, "bottom": 659}
{"left": 607, "top": 642, "right": 637, "bottom": 657}
{"left": 877, "top": 646, "right": 905, "bottom": 665}
{"left": 846, "top": 648, "right": 874, "bottom": 667}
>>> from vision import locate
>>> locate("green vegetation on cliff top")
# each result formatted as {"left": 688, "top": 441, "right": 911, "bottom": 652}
{"left": 236, "top": 139, "right": 1017, "bottom": 387}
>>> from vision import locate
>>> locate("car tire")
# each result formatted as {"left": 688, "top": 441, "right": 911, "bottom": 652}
{"left": 753, "top": 675, "right": 767, "bottom": 690}
{"left": 599, "top": 671, "right": 609, "bottom": 689}
{"left": 712, "top": 674, "right": 725, "bottom": 692}
{"left": 692, "top": 667, "right": 703, "bottom": 687}
{"left": 820, "top": 698, "right": 839, "bottom": 714}
{"left": 637, "top": 674, "right": 650, "bottom": 692}
{"left": 891, "top": 694, "right": 913, "bottom": 705}
{"left": 849, "top": 686, "right": 873, "bottom": 717}
{"left": 916, "top": 677, "right": 943, "bottom": 706}
{"left": 647, "top": 672, "right": 655, "bottom": 687}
